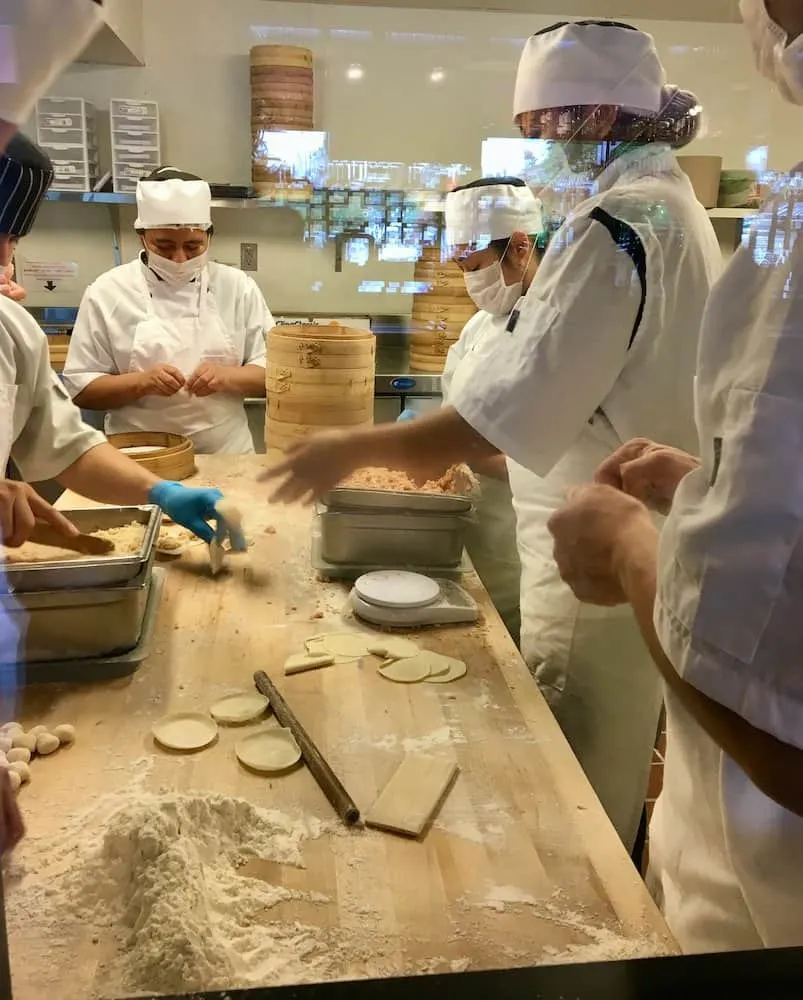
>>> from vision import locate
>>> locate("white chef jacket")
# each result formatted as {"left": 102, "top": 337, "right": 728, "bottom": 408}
{"left": 0, "top": 297, "right": 104, "bottom": 483}
{"left": 449, "top": 144, "right": 722, "bottom": 473}
{"left": 63, "top": 258, "right": 271, "bottom": 453}
{"left": 448, "top": 144, "right": 723, "bottom": 850}
{"left": 651, "top": 165, "right": 803, "bottom": 952}
{"left": 442, "top": 312, "right": 522, "bottom": 641}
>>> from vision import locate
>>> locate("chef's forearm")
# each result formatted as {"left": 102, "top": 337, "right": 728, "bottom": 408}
{"left": 74, "top": 374, "right": 146, "bottom": 411}
{"left": 58, "top": 443, "right": 159, "bottom": 505}
{"left": 222, "top": 365, "right": 266, "bottom": 397}
{"left": 349, "top": 406, "right": 498, "bottom": 472}
{"left": 615, "top": 526, "right": 803, "bottom": 818}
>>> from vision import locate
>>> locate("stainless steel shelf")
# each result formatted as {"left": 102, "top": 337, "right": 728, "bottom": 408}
{"left": 44, "top": 191, "right": 312, "bottom": 210}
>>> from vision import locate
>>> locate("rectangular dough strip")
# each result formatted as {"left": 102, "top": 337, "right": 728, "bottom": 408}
{"left": 365, "top": 755, "right": 459, "bottom": 838}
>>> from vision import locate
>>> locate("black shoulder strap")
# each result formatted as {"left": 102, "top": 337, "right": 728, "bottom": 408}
{"left": 588, "top": 206, "right": 647, "bottom": 350}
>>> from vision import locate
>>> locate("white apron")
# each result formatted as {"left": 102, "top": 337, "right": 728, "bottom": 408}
{"left": 465, "top": 474, "right": 521, "bottom": 645}
{"left": 511, "top": 414, "right": 663, "bottom": 851}
{"left": 106, "top": 266, "right": 254, "bottom": 454}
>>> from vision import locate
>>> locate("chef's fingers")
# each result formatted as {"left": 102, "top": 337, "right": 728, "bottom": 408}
{"left": 0, "top": 770, "right": 24, "bottom": 855}
{"left": 164, "top": 364, "right": 186, "bottom": 383}
{"left": 594, "top": 438, "right": 654, "bottom": 488}
{"left": 27, "top": 491, "right": 80, "bottom": 537}
{"left": 268, "top": 474, "right": 309, "bottom": 505}
{"left": 258, "top": 444, "right": 305, "bottom": 483}
{"left": 0, "top": 489, "right": 13, "bottom": 544}
{"left": 5, "top": 488, "right": 36, "bottom": 548}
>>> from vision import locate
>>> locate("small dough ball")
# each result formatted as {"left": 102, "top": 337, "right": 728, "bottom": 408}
{"left": 0, "top": 736, "right": 11, "bottom": 754}
{"left": 28, "top": 725, "right": 49, "bottom": 737}
{"left": 9, "top": 761, "right": 30, "bottom": 784}
{"left": 51, "top": 724, "right": 75, "bottom": 746}
{"left": 0, "top": 752, "right": 7, "bottom": 767}
{"left": 36, "top": 733, "right": 60, "bottom": 756}
{"left": 12, "top": 731, "right": 37, "bottom": 752}
{"left": 6, "top": 748, "right": 30, "bottom": 765}
{"left": 0, "top": 722, "right": 22, "bottom": 735}
{"left": 6, "top": 770, "right": 21, "bottom": 793}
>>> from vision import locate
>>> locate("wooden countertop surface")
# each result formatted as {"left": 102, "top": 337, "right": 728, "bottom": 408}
{"left": 6, "top": 456, "right": 675, "bottom": 999}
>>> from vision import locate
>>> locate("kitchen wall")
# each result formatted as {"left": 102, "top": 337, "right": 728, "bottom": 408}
{"left": 17, "top": 0, "right": 791, "bottom": 311}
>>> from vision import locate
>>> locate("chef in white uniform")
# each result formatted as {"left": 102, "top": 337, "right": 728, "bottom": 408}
{"left": 440, "top": 178, "right": 547, "bottom": 646}
{"left": 548, "top": 0, "right": 803, "bottom": 953}
{"left": 64, "top": 169, "right": 272, "bottom": 453}
{"left": 263, "top": 21, "right": 723, "bottom": 852}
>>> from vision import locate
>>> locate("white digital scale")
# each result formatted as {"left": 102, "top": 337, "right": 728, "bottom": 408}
{"left": 350, "top": 570, "right": 479, "bottom": 628}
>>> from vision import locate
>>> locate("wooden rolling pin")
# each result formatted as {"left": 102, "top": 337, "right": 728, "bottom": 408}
{"left": 254, "top": 670, "right": 360, "bottom": 826}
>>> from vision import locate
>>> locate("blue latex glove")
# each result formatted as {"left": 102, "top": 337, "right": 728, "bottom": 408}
{"left": 148, "top": 481, "right": 223, "bottom": 544}
{"left": 397, "top": 408, "right": 418, "bottom": 422}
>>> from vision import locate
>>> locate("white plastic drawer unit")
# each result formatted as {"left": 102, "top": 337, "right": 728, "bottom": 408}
{"left": 37, "top": 96, "right": 90, "bottom": 117}
{"left": 111, "top": 98, "right": 159, "bottom": 119}
{"left": 112, "top": 128, "right": 160, "bottom": 150}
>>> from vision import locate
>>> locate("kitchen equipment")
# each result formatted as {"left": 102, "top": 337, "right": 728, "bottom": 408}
{"left": 677, "top": 155, "right": 723, "bottom": 209}
{"left": 107, "top": 431, "right": 196, "bottom": 481}
{"left": 110, "top": 98, "right": 161, "bottom": 195}
{"left": 1, "top": 505, "right": 161, "bottom": 593}
{"left": 266, "top": 322, "right": 376, "bottom": 452}
{"left": 315, "top": 505, "right": 471, "bottom": 569}
{"left": 251, "top": 44, "right": 314, "bottom": 198}
{"left": 1, "top": 559, "right": 156, "bottom": 663}
{"left": 36, "top": 96, "right": 99, "bottom": 193}
{"left": 11, "top": 566, "right": 163, "bottom": 683}
{"left": 254, "top": 670, "right": 360, "bottom": 826}
{"left": 321, "top": 487, "right": 473, "bottom": 514}
{"left": 351, "top": 571, "right": 479, "bottom": 627}
{"left": 28, "top": 523, "right": 114, "bottom": 556}
{"left": 409, "top": 247, "right": 477, "bottom": 373}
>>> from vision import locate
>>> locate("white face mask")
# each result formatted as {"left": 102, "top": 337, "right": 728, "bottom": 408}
{"left": 147, "top": 249, "right": 209, "bottom": 286}
{"left": 740, "top": 0, "right": 803, "bottom": 105}
{"left": 464, "top": 260, "right": 522, "bottom": 316}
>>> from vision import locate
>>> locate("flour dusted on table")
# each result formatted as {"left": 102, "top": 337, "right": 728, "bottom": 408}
{"left": 7, "top": 790, "right": 330, "bottom": 996}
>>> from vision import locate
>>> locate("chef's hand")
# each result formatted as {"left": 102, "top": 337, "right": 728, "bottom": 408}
{"left": 0, "top": 480, "right": 80, "bottom": 548}
{"left": 187, "top": 362, "right": 228, "bottom": 398}
{"left": 0, "top": 263, "right": 25, "bottom": 303}
{"left": 139, "top": 363, "right": 185, "bottom": 398}
{"left": 547, "top": 484, "right": 656, "bottom": 606}
{"left": 260, "top": 430, "right": 359, "bottom": 505}
{"left": 595, "top": 438, "right": 700, "bottom": 515}
{"left": 148, "top": 481, "right": 224, "bottom": 544}
{"left": 0, "top": 769, "right": 23, "bottom": 855}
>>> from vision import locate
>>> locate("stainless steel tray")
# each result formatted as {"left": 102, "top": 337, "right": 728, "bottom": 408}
{"left": 315, "top": 504, "right": 471, "bottom": 568}
{"left": 1, "top": 505, "right": 161, "bottom": 593}
{"left": 0, "top": 560, "right": 156, "bottom": 664}
{"left": 19, "top": 568, "right": 165, "bottom": 683}
{"left": 321, "top": 488, "right": 474, "bottom": 515}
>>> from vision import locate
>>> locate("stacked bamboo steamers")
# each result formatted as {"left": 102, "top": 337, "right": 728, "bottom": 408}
{"left": 250, "top": 45, "right": 314, "bottom": 198}
{"left": 266, "top": 323, "right": 376, "bottom": 453}
{"left": 409, "top": 248, "right": 477, "bottom": 373}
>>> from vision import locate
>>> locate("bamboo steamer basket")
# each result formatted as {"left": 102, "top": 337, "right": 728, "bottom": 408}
{"left": 250, "top": 45, "right": 314, "bottom": 189}
{"left": 266, "top": 323, "right": 375, "bottom": 452}
{"left": 107, "top": 431, "right": 196, "bottom": 481}
{"left": 410, "top": 249, "right": 475, "bottom": 372}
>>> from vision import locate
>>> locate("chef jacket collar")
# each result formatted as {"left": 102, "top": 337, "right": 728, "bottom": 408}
{"left": 591, "top": 142, "right": 676, "bottom": 196}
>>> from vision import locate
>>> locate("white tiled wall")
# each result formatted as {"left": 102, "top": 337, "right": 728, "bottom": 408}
{"left": 17, "top": 0, "right": 790, "bottom": 311}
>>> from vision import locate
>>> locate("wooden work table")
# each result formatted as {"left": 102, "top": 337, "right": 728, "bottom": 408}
{"left": 5, "top": 456, "right": 675, "bottom": 999}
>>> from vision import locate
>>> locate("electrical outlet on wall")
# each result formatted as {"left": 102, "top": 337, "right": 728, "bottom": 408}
{"left": 240, "top": 242, "right": 258, "bottom": 272}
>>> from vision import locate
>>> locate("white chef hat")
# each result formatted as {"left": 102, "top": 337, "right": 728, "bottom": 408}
{"left": 513, "top": 21, "right": 665, "bottom": 120}
{"left": 0, "top": 0, "right": 104, "bottom": 127}
{"left": 135, "top": 174, "right": 212, "bottom": 231}
{"left": 445, "top": 179, "right": 544, "bottom": 254}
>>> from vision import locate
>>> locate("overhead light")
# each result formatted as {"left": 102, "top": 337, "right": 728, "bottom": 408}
{"left": 430, "top": 68, "right": 445, "bottom": 83}
{"left": 346, "top": 64, "right": 364, "bottom": 80}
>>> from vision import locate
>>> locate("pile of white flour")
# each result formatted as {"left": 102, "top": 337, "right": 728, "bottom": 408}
{"left": 7, "top": 790, "right": 331, "bottom": 997}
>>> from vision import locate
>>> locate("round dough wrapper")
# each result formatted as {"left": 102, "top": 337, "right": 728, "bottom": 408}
{"left": 152, "top": 713, "right": 218, "bottom": 752}
{"left": 367, "top": 637, "right": 421, "bottom": 660}
{"left": 378, "top": 657, "right": 431, "bottom": 684}
{"left": 305, "top": 632, "right": 372, "bottom": 662}
{"left": 210, "top": 693, "right": 269, "bottom": 725}
{"left": 426, "top": 658, "right": 467, "bottom": 684}
{"left": 235, "top": 727, "right": 301, "bottom": 773}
